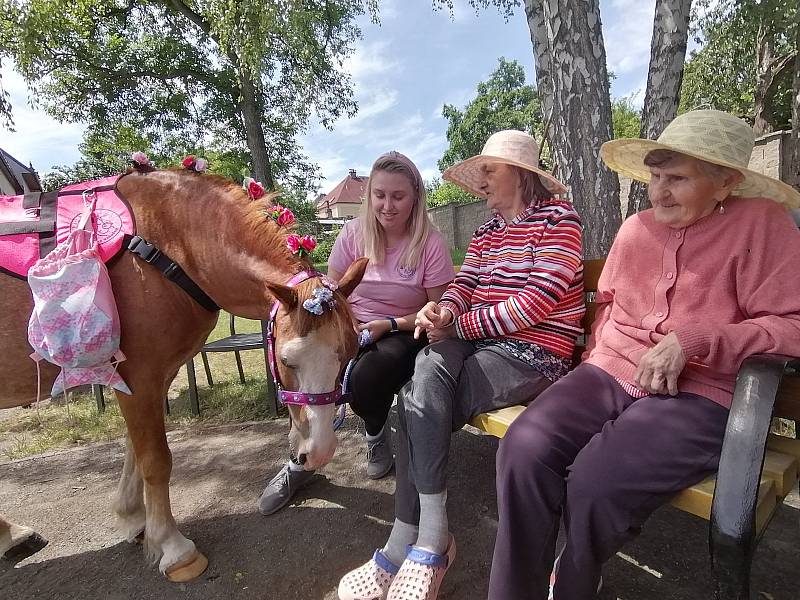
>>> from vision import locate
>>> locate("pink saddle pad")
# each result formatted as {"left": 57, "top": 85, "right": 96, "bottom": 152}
{"left": 0, "top": 176, "right": 135, "bottom": 278}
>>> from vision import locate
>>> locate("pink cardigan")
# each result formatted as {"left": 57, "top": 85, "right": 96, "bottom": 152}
{"left": 585, "top": 196, "right": 800, "bottom": 408}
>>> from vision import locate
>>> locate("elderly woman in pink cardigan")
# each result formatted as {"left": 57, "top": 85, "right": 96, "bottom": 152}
{"left": 489, "top": 110, "right": 800, "bottom": 600}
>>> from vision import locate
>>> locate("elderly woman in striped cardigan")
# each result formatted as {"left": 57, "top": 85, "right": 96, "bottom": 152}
{"left": 337, "top": 130, "right": 585, "bottom": 600}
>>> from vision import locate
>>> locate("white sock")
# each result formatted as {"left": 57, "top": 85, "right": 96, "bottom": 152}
{"left": 365, "top": 426, "right": 385, "bottom": 442}
{"left": 287, "top": 459, "right": 304, "bottom": 472}
{"left": 382, "top": 519, "right": 418, "bottom": 566}
{"left": 415, "top": 491, "right": 448, "bottom": 554}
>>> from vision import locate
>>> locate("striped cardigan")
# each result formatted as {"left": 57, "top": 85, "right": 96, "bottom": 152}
{"left": 439, "top": 200, "right": 584, "bottom": 358}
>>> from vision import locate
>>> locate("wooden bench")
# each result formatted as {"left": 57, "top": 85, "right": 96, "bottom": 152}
{"left": 468, "top": 258, "right": 800, "bottom": 599}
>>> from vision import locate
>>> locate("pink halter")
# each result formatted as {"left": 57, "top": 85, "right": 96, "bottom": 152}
{"left": 266, "top": 270, "right": 354, "bottom": 407}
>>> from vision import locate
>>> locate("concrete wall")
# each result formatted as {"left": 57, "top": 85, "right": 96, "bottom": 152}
{"left": 428, "top": 199, "right": 492, "bottom": 249}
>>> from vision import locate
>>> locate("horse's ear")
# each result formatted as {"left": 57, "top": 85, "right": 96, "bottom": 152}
{"left": 266, "top": 282, "right": 298, "bottom": 310}
{"left": 338, "top": 257, "right": 368, "bottom": 298}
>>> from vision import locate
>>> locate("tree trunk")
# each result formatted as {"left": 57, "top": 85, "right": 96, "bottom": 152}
{"left": 626, "top": 0, "right": 693, "bottom": 218}
{"left": 753, "top": 18, "right": 776, "bottom": 137}
{"left": 239, "top": 73, "right": 273, "bottom": 188}
{"left": 524, "top": 0, "right": 621, "bottom": 258}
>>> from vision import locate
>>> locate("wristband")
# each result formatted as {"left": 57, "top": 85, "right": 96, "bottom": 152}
{"left": 388, "top": 317, "right": 399, "bottom": 333}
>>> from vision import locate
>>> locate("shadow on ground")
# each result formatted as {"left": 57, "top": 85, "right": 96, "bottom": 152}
{"left": 1, "top": 414, "right": 798, "bottom": 599}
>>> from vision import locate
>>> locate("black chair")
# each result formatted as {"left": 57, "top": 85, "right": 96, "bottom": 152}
{"left": 185, "top": 315, "right": 277, "bottom": 417}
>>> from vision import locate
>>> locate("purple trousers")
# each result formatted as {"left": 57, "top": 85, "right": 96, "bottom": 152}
{"left": 489, "top": 364, "right": 729, "bottom": 600}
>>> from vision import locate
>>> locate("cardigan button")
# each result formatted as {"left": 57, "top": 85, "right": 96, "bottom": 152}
{"left": 674, "top": 231, "right": 682, "bottom": 238}
{"left": 655, "top": 311, "right": 664, "bottom": 318}
{"left": 666, "top": 272, "right": 674, "bottom": 279}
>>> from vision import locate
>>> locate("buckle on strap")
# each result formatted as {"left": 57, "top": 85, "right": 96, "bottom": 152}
{"left": 128, "top": 235, "right": 162, "bottom": 264}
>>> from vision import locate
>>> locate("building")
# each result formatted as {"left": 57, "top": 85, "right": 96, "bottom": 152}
{"left": 0, "top": 147, "right": 41, "bottom": 195}
{"left": 316, "top": 168, "right": 368, "bottom": 219}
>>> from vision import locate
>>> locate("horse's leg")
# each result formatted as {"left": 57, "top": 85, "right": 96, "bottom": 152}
{"left": 112, "top": 437, "right": 146, "bottom": 542}
{"left": 115, "top": 373, "right": 208, "bottom": 582}
{"left": 0, "top": 514, "right": 48, "bottom": 564}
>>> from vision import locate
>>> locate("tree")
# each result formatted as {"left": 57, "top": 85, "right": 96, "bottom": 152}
{"left": 426, "top": 178, "right": 478, "bottom": 208}
{"left": 681, "top": 0, "right": 797, "bottom": 135}
{"left": 433, "top": 0, "right": 622, "bottom": 257}
{"left": 522, "top": 0, "right": 621, "bottom": 257}
{"left": 792, "top": 3, "right": 800, "bottom": 185}
{"left": 611, "top": 97, "right": 642, "bottom": 140}
{"left": 1, "top": 0, "right": 371, "bottom": 190}
{"left": 626, "top": 0, "right": 693, "bottom": 217}
{"left": 439, "top": 57, "right": 546, "bottom": 171}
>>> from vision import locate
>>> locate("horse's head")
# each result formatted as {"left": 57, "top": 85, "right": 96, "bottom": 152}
{"left": 265, "top": 258, "right": 367, "bottom": 470}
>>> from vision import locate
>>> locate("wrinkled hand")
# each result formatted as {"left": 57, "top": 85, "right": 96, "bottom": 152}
{"left": 634, "top": 332, "right": 687, "bottom": 396}
{"left": 414, "top": 302, "right": 453, "bottom": 339}
{"left": 358, "top": 320, "right": 391, "bottom": 344}
{"left": 427, "top": 324, "right": 456, "bottom": 343}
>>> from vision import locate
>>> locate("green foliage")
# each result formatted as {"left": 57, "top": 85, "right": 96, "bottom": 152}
{"left": 681, "top": 0, "right": 797, "bottom": 129}
{"left": 425, "top": 178, "right": 478, "bottom": 208}
{"left": 313, "top": 225, "right": 341, "bottom": 264}
{"left": 1, "top": 0, "right": 368, "bottom": 191}
{"left": 611, "top": 96, "right": 642, "bottom": 139}
{"left": 439, "top": 57, "right": 546, "bottom": 172}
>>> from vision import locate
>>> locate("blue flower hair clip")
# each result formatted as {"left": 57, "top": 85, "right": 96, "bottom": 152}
{"left": 302, "top": 287, "right": 336, "bottom": 316}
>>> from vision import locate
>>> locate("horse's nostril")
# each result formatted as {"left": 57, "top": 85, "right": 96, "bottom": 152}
{"left": 297, "top": 453, "right": 307, "bottom": 465}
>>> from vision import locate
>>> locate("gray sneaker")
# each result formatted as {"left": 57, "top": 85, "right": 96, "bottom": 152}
{"left": 366, "top": 430, "right": 394, "bottom": 480}
{"left": 257, "top": 463, "right": 316, "bottom": 515}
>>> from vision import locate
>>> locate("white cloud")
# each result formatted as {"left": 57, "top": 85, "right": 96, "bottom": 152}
{"left": 602, "top": 0, "right": 655, "bottom": 78}
{"left": 342, "top": 39, "right": 401, "bottom": 85}
{"left": 0, "top": 66, "right": 85, "bottom": 173}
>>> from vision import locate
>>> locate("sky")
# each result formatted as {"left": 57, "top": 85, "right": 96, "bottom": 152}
{"left": 0, "top": 0, "right": 658, "bottom": 193}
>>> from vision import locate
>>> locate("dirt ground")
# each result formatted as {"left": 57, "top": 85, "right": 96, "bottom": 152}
{"left": 1, "top": 412, "right": 799, "bottom": 600}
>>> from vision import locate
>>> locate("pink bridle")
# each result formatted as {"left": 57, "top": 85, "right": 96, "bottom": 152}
{"left": 265, "top": 270, "right": 355, "bottom": 407}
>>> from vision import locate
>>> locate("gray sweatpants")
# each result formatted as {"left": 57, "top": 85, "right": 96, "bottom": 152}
{"left": 394, "top": 337, "right": 552, "bottom": 525}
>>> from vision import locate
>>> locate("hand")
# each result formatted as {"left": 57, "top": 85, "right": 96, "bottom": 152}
{"left": 634, "top": 332, "right": 687, "bottom": 396}
{"left": 427, "top": 324, "right": 456, "bottom": 343}
{"left": 358, "top": 320, "right": 391, "bottom": 344}
{"left": 414, "top": 302, "right": 453, "bottom": 339}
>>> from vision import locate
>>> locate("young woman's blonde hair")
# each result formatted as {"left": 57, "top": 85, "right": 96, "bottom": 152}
{"left": 361, "top": 151, "right": 433, "bottom": 269}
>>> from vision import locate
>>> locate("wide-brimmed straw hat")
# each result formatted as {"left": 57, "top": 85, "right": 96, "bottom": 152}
{"left": 601, "top": 109, "right": 800, "bottom": 208}
{"left": 443, "top": 130, "right": 568, "bottom": 198}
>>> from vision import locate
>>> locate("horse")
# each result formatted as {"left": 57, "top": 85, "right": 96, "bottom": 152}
{"left": 0, "top": 168, "right": 367, "bottom": 581}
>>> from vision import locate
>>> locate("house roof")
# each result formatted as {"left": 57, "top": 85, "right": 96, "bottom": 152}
{"left": 0, "top": 147, "right": 41, "bottom": 194}
{"left": 317, "top": 170, "right": 368, "bottom": 209}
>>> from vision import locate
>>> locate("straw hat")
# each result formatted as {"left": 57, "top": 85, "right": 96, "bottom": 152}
{"left": 601, "top": 109, "right": 800, "bottom": 208}
{"left": 443, "top": 130, "right": 568, "bottom": 198}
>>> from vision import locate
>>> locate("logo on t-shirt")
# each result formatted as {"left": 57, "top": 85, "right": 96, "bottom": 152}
{"left": 397, "top": 265, "right": 416, "bottom": 280}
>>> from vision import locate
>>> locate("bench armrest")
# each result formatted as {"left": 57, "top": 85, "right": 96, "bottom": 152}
{"left": 710, "top": 354, "right": 800, "bottom": 598}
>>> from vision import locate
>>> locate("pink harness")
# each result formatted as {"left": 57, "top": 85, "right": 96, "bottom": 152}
{"left": 266, "top": 270, "right": 355, "bottom": 407}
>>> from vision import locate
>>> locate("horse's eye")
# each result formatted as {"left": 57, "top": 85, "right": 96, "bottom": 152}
{"left": 280, "top": 356, "right": 293, "bottom": 368}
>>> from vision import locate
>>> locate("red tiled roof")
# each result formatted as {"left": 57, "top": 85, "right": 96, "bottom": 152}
{"left": 317, "top": 172, "right": 368, "bottom": 208}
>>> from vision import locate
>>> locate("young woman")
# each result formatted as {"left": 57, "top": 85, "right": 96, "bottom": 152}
{"left": 258, "top": 151, "right": 454, "bottom": 515}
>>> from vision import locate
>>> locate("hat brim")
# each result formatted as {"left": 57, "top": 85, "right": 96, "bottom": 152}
{"left": 601, "top": 138, "right": 800, "bottom": 209}
{"left": 442, "top": 154, "right": 568, "bottom": 199}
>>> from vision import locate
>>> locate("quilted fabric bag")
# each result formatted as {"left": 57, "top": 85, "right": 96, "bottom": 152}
{"left": 27, "top": 194, "right": 131, "bottom": 397}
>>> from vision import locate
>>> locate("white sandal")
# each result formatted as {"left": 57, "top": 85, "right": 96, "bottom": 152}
{"left": 338, "top": 549, "right": 400, "bottom": 600}
{"left": 386, "top": 536, "right": 456, "bottom": 600}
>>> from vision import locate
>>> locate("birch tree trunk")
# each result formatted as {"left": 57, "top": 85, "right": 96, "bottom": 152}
{"left": 626, "top": 0, "right": 692, "bottom": 218}
{"left": 753, "top": 18, "right": 777, "bottom": 136}
{"left": 524, "top": 0, "right": 621, "bottom": 258}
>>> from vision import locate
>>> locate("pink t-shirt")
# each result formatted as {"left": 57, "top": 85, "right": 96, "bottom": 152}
{"left": 329, "top": 218, "right": 455, "bottom": 323}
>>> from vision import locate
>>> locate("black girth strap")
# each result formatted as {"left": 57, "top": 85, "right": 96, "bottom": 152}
{"left": 125, "top": 234, "right": 220, "bottom": 312}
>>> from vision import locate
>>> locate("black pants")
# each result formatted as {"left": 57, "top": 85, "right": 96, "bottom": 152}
{"left": 348, "top": 332, "right": 426, "bottom": 435}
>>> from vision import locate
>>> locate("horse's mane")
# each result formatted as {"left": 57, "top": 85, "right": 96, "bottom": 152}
{"left": 172, "top": 171, "right": 354, "bottom": 338}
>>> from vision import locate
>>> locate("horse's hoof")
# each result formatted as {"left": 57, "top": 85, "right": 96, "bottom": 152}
{"left": 2, "top": 532, "right": 49, "bottom": 564}
{"left": 165, "top": 551, "right": 208, "bottom": 582}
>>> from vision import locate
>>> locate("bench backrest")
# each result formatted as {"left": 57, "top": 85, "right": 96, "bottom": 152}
{"left": 574, "top": 258, "right": 606, "bottom": 365}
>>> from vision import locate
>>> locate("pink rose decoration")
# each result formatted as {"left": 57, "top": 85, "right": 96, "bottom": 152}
{"left": 244, "top": 177, "right": 265, "bottom": 200}
{"left": 276, "top": 207, "right": 295, "bottom": 226}
{"left": 182, "top": 155, "right": 196, "bottom": 169}
{"left": 286, "top": 234, "right": 301, "bottom": 253}
{"left": 300, "top": 235, "right": 317, "bottom": 252}
{"left": 193, "top": 157, "right": 208, "bottom": 172}
{"left": 131, "top": 151, "right": 150, "bottom": 166}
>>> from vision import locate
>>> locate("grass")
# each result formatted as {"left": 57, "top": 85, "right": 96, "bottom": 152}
{"left": 0, "top": 312, "right": 284, "bottom": 461}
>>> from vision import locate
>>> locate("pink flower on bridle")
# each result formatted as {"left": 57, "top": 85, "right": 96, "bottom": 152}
{"left": 286, "top": 234, "right": 317, "bottom": 258}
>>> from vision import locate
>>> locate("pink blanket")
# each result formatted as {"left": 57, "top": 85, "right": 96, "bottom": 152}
{"left": 0, "top": 176, "right": 135, "bottom": 278}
